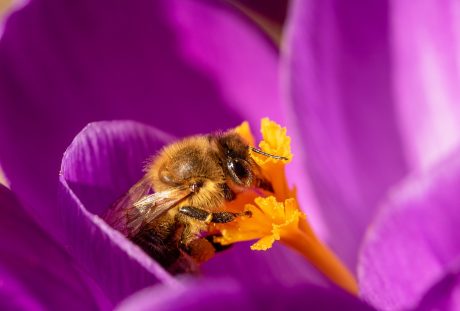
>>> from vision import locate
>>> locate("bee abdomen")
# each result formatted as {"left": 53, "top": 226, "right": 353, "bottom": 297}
{"left": 130, "top": 217, "right": 198, "bottom": 273}
{"left": 131, "top": 228, "right": 181, "bottom": 269}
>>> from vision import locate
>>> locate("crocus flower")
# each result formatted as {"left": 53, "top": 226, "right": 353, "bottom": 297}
{"left": 0, "top": 183, "right": 372, "bottom": 310}
{"left": 1, "top": 0, "right": 460, "bottom": 310}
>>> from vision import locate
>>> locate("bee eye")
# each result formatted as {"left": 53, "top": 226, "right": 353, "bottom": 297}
{"left": 228, "top": 159, "right": 251, "bottom": 186}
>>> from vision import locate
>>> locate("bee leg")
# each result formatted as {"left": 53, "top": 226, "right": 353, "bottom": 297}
{"left": 178, "top": 206, "right": 248, "bottom": 224}
{"left": 177, "top": 222, "right": 215, "bottom": 263}
{"left": 205, "top": 234, "right": 233, "bottom": 252}
{"left": 178, "top": 206, "right": 210, "bottom": 222}
{"left": 186, "top": 238, "right": 216, "bottom": 263}
{"left": 210, "top": 211, "right": 241, "bottom": 223}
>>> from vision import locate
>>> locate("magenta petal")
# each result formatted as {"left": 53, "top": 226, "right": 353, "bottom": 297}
{"left": 0, "top": 0, "right": 25, "bottom": 36}
{"left": 116, "top": 278, "right": 374, "bottom": 311}
{"left": 391, "top": 0, "right": 460, "bottom": 170}
{"left": 202, "top": 242, "right": 328, "bottom": 288}
{"left": 0, "top": 185, "right": 104, "bottom": 310}
{"left": 413, "top": 262, "right": 460, "bottom": 311}
{"left": 358, "top": 150, "right": 460, "bottom": 310}
{"left": 282, "top": 0, "right": 408, "bottom": 268}
{"left": 0, "top": 0, "right": 281, "bottom": 244}
{"left": 59, "top": 121, "right": 177, "bottom": 304}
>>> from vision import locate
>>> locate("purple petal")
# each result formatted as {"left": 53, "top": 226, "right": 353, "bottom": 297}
{"left": 282, "top": 0, "right": 408, "bottom": 268}
{"left": 60, "top": 121, "right": 178, "bottom": 304}
{"left": 358, "top": 150, "right": 460, "bottom": 310}
{"left": 0, "top": 185, "right": 106, "bottom": 310}
{"left": 116, "top": 278, "right": 374, "bottom": 311}
{"left": 413, "top": 261, "right": 460, "bottom": 311}
{"left": 202, "top": 242, "right": 329, "bottom": 288}
{"left": 0, "top": 0, "right": 281, "bottom": 244}
{"left": 391, "top": 0, "right": 460, "bottom": 171}
{"left": 0, "top": 0, "right": 26, "bottom": 36}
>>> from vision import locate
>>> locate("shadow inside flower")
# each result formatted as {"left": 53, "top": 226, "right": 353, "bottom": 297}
{"left": 67, "top": 182, "right": 121, "bottom": 216}
{"left": 59, "top": 121, "right": 176, "bottom": 304}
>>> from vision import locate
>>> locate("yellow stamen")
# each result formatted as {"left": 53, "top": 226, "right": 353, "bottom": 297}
{"left": 251, "top": 118, "right": 292, "bottom": 166}
{"left": 234, "top": 121, "right": 255, "bottom": 147}
{"left": 256, "top": 118, "right": 292, "bottom": 200}
{"left": 214, "top": 197, "right": 358, "bottom": 295}
{"left": 281, "top": 228, "right": 358, "bottom": 295}
{"left": 213, "top": 118, "right": 358, "bottom": 296}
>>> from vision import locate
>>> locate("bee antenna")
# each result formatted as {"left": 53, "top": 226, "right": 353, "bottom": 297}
{"left": 249, "top": 147, "right": 289, "bottom": 161}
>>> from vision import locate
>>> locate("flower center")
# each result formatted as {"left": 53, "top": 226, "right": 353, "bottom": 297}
{"left": 211, "top": 118, "right": 358, "bottom": 295}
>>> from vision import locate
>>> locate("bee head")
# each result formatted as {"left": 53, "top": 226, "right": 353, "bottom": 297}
{"left": 216, "top": 133, "right": 254, "bottom": 187}
{"left": 226, "top": 157, "right": 253, "bottom": 187}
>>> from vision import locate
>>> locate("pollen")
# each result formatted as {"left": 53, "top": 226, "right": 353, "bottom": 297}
{"left": 234, "top": 121, "right": 255, "bottom": 147}
{"left": 215, "top": 196, "right": 303, "bottom": 251}
{"left": 215, "top": 118, "right": 358, "bottom": 296}
{"left": 251, "top": 117, "right": 292, "bottom": 167}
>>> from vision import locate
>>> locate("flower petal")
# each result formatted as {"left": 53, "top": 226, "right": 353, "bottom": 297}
{"left": 413, "top": 261, "right": 460, "bottom": 311}
{"left": 391, "top": 0, "right": 460, "bottom": 171}
{"left": 358, "top": 150, "right": 460, "bottom": 310}
{"left": 0, "top": 185, "right": 106, "bottom": 310}
{"left": 116, "top": 277, "right": 375, "bottom": 311}
{"left": 282, "top": 0, "right": 408, "bottom": 268}
{"left": 0, "top": 0, "right": 25, "bottom": 37}
{"left": 0, "top": 0, "right": 282, "bottom": 244}
{"left": 202, "top": 241, "right": 329, "bottom": 289}
{"left": 59, "top": 120, "right": 177, "bottom": 304}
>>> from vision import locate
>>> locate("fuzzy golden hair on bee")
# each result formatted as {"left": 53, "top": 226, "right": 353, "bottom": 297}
{"left": 145, "top": 134, "right": 245, "bottom": 213}
{"left": 106, "top": 129, "right": 286, "bottom": 273}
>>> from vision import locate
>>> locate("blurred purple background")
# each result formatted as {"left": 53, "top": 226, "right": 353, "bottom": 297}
{"left": 1, "top": 0, "right": 460, "bottom": 310}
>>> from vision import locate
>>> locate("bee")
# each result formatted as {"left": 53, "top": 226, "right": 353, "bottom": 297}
{"left": 105, "top": 130, "right": 287, "bottom": 273}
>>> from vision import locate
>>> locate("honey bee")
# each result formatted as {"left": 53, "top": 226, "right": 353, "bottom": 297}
{"left": 105, "top": 130, "right": 286, "bottom": 273}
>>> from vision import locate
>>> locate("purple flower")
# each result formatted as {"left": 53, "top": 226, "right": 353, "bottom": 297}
{"left": 1, "top": 0, "right": 460, "bottom": 310}
{"left": 0, "top": 185, "right": 103, "bottom": 310}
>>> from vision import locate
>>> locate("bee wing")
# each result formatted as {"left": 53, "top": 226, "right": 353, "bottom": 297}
{"left": 126, "top": 187, "right": 191, "bottom": 234}
{"left": 104, "top": 177, "right": 152, "bottom": 235}
{"left": 104, "top": 177, "right": 190, "bottom": 237}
